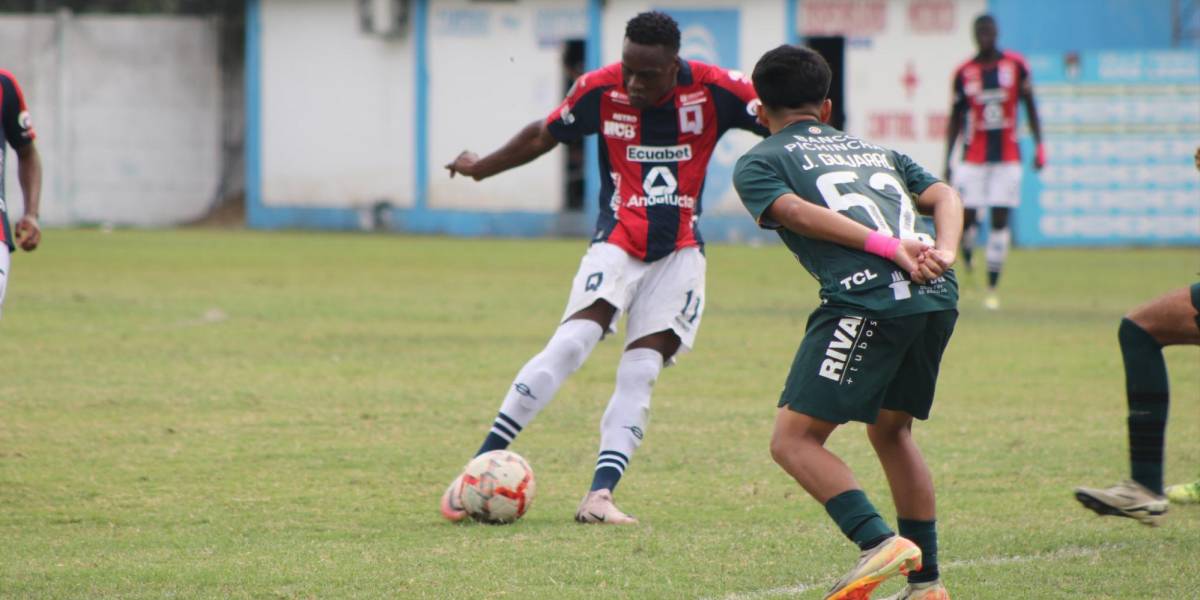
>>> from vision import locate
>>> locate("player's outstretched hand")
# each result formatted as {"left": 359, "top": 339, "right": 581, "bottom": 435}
{"left": 445, "top": 151, "right": 483, "bottom": 180}
{"left": 14, "top": 215, "right": 40, "bottom": 252}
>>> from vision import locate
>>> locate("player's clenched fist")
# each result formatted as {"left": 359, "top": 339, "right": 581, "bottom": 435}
{"left": 445, "top": 151, "right": 483, "bottom": 180}
{"left": 14, "top": 214, "right": 40, "bottom": 252}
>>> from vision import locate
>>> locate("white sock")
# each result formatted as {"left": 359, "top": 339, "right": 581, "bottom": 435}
{"left": 595, "top": 348, "right": 663, "bottom": 479}
{"left": 985, "top": 227, "right": 1011, "bottom": 287}
{"left": 489, "top": 319, "right": 603, "bottom": 443}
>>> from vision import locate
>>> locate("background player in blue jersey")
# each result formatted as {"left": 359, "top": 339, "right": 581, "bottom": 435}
{"left": 440, "top": 11, "right": 766, "bottom": 524}
{"left": 734, "top": 46, "right": 962, "bottom": 600}
{"left": 0, "top": 69, "right": 44, "bottom": 319}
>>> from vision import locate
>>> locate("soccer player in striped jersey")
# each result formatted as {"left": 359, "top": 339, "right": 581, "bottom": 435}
{"left": 0, "top": 69, "right": 44, "bottom": 318}
{"left": 439, "top": 11, "right": 767, "bottom": 524}
{"left": 944, "top": 14, "right": 1043, "bottom": 310}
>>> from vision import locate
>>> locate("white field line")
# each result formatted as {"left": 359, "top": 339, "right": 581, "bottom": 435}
{"left": 712, "top": 543, "right": 1125, "bottom": 600}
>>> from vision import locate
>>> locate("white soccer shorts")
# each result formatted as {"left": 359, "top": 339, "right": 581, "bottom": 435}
{"left": 0, "top": 249, "right": 9, "bottom": 320}
{"left": 560, "top": 242, "right": 706, "bottom": 356}
{"left": 954, "top": 162, "right": 1023, "bottom": 209}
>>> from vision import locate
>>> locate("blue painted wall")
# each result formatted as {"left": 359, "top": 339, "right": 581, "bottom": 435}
{"left": 988, "top": 0, "right": 1190, "bottom": 51}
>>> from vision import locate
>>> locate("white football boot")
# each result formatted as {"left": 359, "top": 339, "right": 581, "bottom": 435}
{"left": 574, "top": 489, "right": 638, "bottom": 525}
{"left": 1074, "top": 480, "right": 1168, "bottom": 526}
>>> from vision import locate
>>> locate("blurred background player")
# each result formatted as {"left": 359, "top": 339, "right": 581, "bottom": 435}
{"left": 1074, "top": 283, "right": 1200, "bottom": 525}
{"left": 733, "top": 46, "right": 961, "bottom": 600}
{"left": 440, "top": 11, "right": 766, "bottom": 524}
{"left": 0, "top": 69, "right": 43, "bottom": 319}
{"left": 1163, "top": 145, "right": 1200, "bottom": 506}
{"left": 944, "top": 14, "right": 1043, "bottom": 310}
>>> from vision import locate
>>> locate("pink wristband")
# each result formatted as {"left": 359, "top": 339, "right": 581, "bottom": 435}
{"left": 864, "top": 231, "right": 900, "bottom": 260}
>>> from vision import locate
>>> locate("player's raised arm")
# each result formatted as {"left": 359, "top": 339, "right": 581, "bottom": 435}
{"left": 445, "top": 120, "right": 558, "bottom": 181}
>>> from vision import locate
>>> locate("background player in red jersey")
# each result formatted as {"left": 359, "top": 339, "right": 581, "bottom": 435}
{"left": 944, "top": 14, "right": 1043, "bottom": 310}
{"left": 0, "top": 69, "right": 43, "bottom": 319}
{"left": 440, "top": 11, "right": 766, "bottom": 524}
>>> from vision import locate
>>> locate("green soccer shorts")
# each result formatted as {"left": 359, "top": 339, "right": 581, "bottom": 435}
{"left": 778, "top": 308, "right": 959, "bottom": 424}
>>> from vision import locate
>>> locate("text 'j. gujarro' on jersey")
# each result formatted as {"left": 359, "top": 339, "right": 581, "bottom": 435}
{"left": 733, "top": 120, "right": 959, "bottom": 319}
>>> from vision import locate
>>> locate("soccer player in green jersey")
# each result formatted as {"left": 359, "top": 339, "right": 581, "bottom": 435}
{"left": 733, "top": 46, "right": 963, "bottom": 600}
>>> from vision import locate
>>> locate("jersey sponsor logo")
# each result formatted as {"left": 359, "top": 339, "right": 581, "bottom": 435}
{"left": 609, "top": 90, "right": 631, "bottom": 105}
{"left": 818, "top": 316, "right": 865, "bottom": 383}
{"left": 585, "top": 271, "right": 604, "bottom": 291}
{"left": 17, "top": 110, "right": 32, "bottom": 134}
{"left": 559, "top": 105, "right": 575, "bottom": 125}
{"left": 625, "top": 144, "right": 693, "bottom": 163}
{"left": 839, "top": 268, "right": 878, "bottom": 290}
{"left": 678, "top": 104, "right": 704, "bottom": 135}
{"left": 612, "top": 113, "right": 638, "bottom": 123}
{"left": 808, "top": 125, "right": 822, "bottom": 134}
{"left": 679, "top": 91, "right": 708, "bottom": 106}
{"left": 728, "top": 69, "right": 750, "bottom": 83}
{"left": 603, "top": 120, "right": 636, "bottom": 140}
{"left": 889, "top": 271, "right": 912, "bottom": 300}
{"left": 621, "top": 166, "right": 697, "bottom": 209}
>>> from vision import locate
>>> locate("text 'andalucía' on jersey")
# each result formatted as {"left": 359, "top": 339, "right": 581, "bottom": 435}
{"left": 545, "top": 60, "right": 767, "bottom": 262}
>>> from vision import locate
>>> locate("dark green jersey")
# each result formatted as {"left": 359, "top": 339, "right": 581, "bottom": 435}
{"left": 733, "top": 120, "right": 958, "bottom": 318}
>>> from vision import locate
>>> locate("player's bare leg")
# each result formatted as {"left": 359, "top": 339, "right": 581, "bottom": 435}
{"left": 770, "top": 409, "right": 858, "bottom": 502}
{"left": 442, "top": 300, "right": 614, "bottom": 522}
{"left": 1075, "top": 286, "right": 1199, "bottom": 525}
{"left": 577, "top": 328, "right": 678, "bottom": 525}
{"left": 869, "top": 409, "right": 944, "bottom": 594}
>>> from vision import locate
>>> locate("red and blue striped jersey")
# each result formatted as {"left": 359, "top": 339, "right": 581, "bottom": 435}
{"left": 0, "top": 70, "right": 36, "bottom": 252}
{"left": 545, "top": 60, "right": 767, "bottom": 262}
{"left": 952, "top": 50, "right": 1030, "bottom": 164}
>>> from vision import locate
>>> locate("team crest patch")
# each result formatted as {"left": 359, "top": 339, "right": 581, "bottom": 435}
{"left": 808, "top": 126, "right": 821, "bottom": 134}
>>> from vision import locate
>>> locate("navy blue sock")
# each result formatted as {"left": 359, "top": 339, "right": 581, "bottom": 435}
{"left": 590, "top": 450, "right": 629, "bottom": 492}
{"left": 898, "top": 518, "right": 939, "bottom": 584}
{"left": 475, "top": 412, "right": 522, "bottom": 457}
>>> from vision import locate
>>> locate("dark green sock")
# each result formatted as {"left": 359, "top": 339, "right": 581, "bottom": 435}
{"left": 1119, "top": 318, "right": 1169, "bottom": 495}
{"left": 824, "top": 489, "right": 893, "bottom": 550}
{"left": 898, "top": 518, "right": 938, "bottom": 584}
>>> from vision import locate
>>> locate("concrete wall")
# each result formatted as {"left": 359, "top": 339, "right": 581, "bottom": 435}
{"left": 259, "top": 0, "right": 415, "bottom": 212}
{"left": 0, "top": 12, "right": 221, "bottom": 227}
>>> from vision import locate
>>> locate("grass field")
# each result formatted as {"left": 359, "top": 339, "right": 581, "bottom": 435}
{"left": 0, "top": 229, "right": 1197, "bottom": 599}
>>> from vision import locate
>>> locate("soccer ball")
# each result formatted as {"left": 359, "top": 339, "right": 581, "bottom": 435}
{"left": 460, "top": 450, "right": 536, "bottom": 524}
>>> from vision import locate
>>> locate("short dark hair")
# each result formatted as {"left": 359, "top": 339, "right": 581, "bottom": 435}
{"left": 625, "top": 11, "right": 680, "bottom": 53}
{"left": 751, "top": 45, "right": 831, "bottom": 110}
{"left": 974, "top": 13, "right": 996, "bottom": 28}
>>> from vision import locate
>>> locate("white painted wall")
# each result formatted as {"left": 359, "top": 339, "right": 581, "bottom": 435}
{"left": 425, "top": 0, "right": 585, "bottom": 212}
{"left": 260, "top": 0, "right": 415, "bottom": 209}
{"left": 0, "top": 13, "right": 220, "bottom": 227}
{"left": 798, "top": 0, "right": 984, "bottom": 175}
